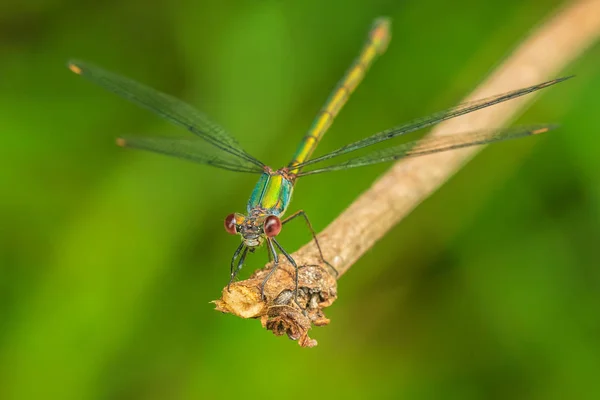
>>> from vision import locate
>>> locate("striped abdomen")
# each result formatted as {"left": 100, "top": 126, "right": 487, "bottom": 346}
{"left": 288, "top": 18, "right": 391, "bottom": 174}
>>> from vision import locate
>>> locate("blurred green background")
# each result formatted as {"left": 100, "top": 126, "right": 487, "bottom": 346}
{"left": 2, "top": 0, "right": 600, "bottom": 399}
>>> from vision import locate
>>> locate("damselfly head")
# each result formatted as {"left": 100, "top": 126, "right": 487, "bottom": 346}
{"left": 230, "top": 212, "right": 282, "bottom": 247}
{"left": 226, "top": 212, "right": 273, "bottom": 248}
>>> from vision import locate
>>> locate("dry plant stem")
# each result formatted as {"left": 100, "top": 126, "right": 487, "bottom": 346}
{"left": 214, "top": 0, "right": 600, "bottom": 347}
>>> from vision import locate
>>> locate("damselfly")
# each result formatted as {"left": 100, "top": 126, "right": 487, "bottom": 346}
{"left": 68, "top": 17, "right": 569, "bottom": 307}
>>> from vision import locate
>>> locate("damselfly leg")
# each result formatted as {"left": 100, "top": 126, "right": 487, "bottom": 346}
{"left": 282, "top": 210, "right": 339, "bottom": 277}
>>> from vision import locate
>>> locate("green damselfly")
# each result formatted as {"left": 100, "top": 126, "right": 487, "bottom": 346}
{"left": 69, "top": 17, "right": 569, "bottom": 307}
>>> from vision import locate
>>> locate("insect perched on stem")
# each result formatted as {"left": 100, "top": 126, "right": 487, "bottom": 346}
{"left": 68, "top": 17, "right": 570, "bottom": 308}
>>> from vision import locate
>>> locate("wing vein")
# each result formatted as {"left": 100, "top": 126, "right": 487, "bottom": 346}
{"left": 69, "top": 60, "right": 264, "bottom": 168}
{"left": 297, "top": 125, "right": 556, "bottom": 176}
{"left": 293, "top": 76, "right": 572, "bottom": 169}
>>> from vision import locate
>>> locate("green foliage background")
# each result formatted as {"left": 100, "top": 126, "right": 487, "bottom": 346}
{"left": 2, "top": 0, "right": 600, "bottom": 398}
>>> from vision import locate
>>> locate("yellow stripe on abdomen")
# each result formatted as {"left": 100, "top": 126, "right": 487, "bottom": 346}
{"left": 288, "top": 17, "right": 391, "bottom": 174}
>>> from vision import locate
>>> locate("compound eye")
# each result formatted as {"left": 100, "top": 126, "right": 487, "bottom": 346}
{"left": 224, "top": 213, "right": 237, "bottom": 235}
{"left": 264, "top": 215, "right": 282, "bottom": 237}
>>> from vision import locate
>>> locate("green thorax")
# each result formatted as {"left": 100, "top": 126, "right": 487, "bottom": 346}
{"left": 247, "top": 170, "right": 294, "bottom": 216}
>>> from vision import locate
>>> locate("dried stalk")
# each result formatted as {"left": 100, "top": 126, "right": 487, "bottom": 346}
{"left": 214, "top": 0, "right": 600, "bottom": 347}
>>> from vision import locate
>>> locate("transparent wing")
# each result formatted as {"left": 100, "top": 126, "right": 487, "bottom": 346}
{"left": 68, "top": 60, "right": 264, "bottom": 168}
{"left": 297, "top": 125, "right": 555, "bottom": 176}
{"left": 294, "top": 77, "right": 572, "bottom": 169}
{"left": 117, "top": 136, "right": 264, "bottom": 173}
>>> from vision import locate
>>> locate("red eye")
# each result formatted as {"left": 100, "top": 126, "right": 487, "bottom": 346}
{"left": 264, "top": 215, "right": 282, "bottom": 237}
{"left": 224, "top": 213, "right": 237, "bottom": 235}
